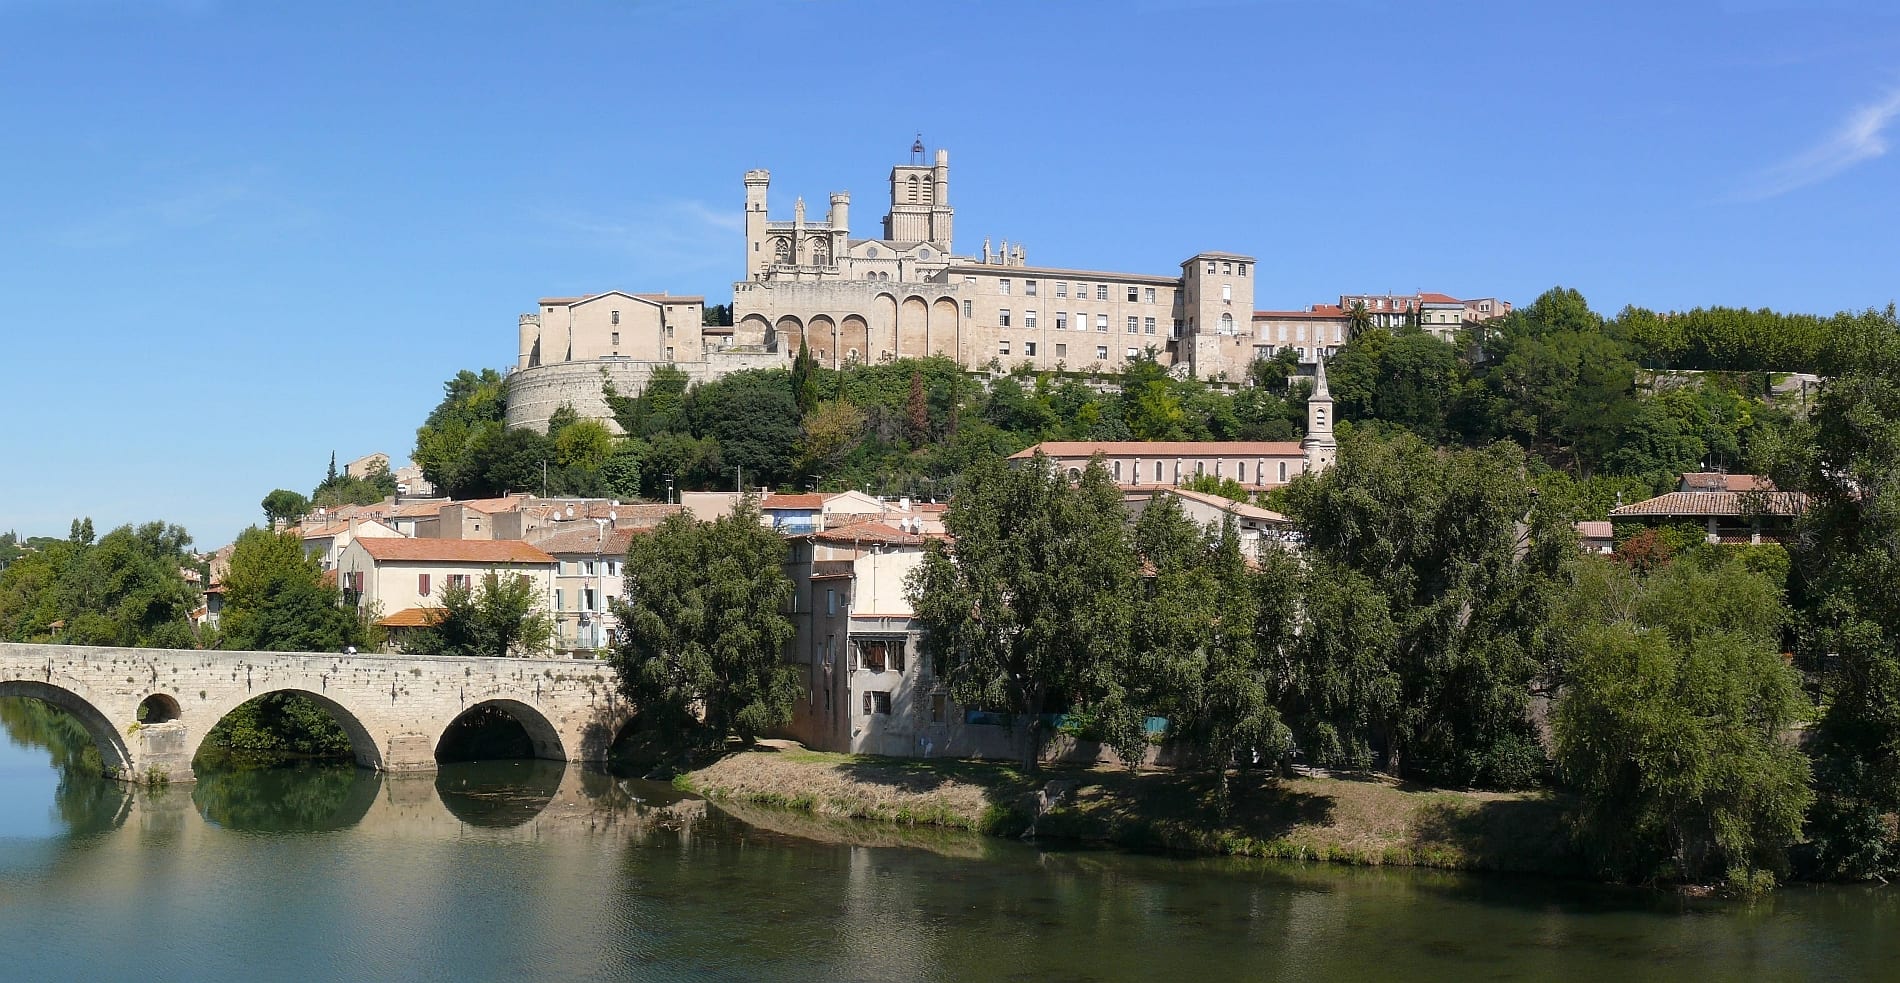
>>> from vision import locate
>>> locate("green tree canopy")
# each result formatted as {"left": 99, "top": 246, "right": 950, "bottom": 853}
{"left": 405, "top": 571, "right": 553, "bottom": 659}
{"left": 609, "top": 500, "right": 798, "bottom": 747}
{"left": 219, "top": 527, "right": 359, "bottom": 653}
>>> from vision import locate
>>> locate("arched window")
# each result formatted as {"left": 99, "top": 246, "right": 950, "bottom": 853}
{"left": 1219, "top": 313, "right": 1235, "bottom": 335}
{"left": 907, "top": 175, "right": 921, "bottom": 203}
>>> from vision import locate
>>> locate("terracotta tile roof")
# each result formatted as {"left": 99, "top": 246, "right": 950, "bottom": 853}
{"left": 1417, "top": 292, "right": 1463, "bottom": 304}
{"left": 299, "top": 519, "right": 397, "bottom": 540}
{"left": 813, "top": 521, "right": 924, "bottom": 546}
{"left": 1167, "top": 487, "right": 1291, "bottom": 523}
{"left": 1011, "top": 441, "right": 1305, "bottom": 460}
{"left": 531, "top": 525, "right": 637, "bottom": 557}
{"left": 452, "top": 496, "right": 532, "bottom": 515}
{"left": 1253, "top": 306, "right": 1349, "bottom": 319}
{"left": 389, "top": 500, "right": 452, "bottom": 518}
{"left": 1609, "top": 491, "right": 1807, "bottom": 519}
{"left": 1679, "top": 473, "right": 1777, "bottom": 493}
{"left": 378, "top": 607, "right": 444, "bottom": 628}
{"left": 762, "top": 494, "right": 827, "bottom": 510}
{"left": 354, "top": 538, "right": 555, "bottom": 564}
{"left": 1576, "top": 521, "right": 1615, "bottom": 539}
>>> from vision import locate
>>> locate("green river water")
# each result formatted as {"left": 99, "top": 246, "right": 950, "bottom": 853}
{"left": 2, "top": 695, "right": 1896, "bottom": 982}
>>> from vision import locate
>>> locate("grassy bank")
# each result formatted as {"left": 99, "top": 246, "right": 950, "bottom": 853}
{"left": 683, "top": 744, "right": 1582, "bottom": 876}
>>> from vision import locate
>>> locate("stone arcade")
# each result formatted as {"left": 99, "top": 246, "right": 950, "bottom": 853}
{"left": 0, "top": 642, "right": 631, "bottom": 784}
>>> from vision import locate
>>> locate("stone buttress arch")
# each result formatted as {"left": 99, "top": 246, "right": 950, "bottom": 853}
{"left": 193, "top": 688, "right": 385, "bottom": 772}
{"left": 930, "top": 296, "right": 960, "bottom": 358}
{"left": 0, "top": 679, "right": 133, "bottom": 777}
{"left": 898, "top": 295, "right": 928, "bottom": 358}
{"left": 873, "top": 293, "right": 899, "bottom": 360}
{"left": 436, "top": 698, "right": 567, "bottom": 763}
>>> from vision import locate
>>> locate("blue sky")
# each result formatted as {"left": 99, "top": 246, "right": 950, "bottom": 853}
{"left": 2, "top": 0, "right": 1897, "bottom": 548}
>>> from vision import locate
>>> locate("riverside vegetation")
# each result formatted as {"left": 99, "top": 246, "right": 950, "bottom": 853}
{"left": 5, "top": 288, "right": 1900, "bottom": 893}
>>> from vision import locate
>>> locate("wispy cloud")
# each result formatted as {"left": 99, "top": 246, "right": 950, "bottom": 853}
{"left": 55, "top": 173, "right": 320, "bottom": 249}
{"left": 529, "top": 197, "right": 741, "bottom": 278}
{"left": 1740, "top": 88, "right": 1900, "bottom": 200}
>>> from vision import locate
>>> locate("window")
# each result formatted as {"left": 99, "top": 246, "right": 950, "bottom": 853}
{"left": 1279, "top": 461, "right": 1288, "bottom": 483}
{"left": 1206, "top": 261, "right": 1217, "bottom": 273}
{"left": 1024, "top": 310, "right": 1037, "bottom": 329}
{"left": 1296, "top": 325, "right": 1307, "bottom": 342}
{"left": 963, "top": 300, "right": 972, "bottom": 317}
{"left": 448, "top": 574, "right": 469, "bottom": 590}
{"left": 1154, "top": 460, "right": 1164, "bottom": 481}
{"left": 964, "top": 275, "right": 976, "bottom": 284}
{"left": 872, "top": 691, "right": 892, "bottom": 714}
{"left": 1095, "top": 345, "right": 1108, "bottom": 360}
{"left": 862, "top": 692, "right": 872, "bottom": 715}
{"left": 1173, "top": 319, "right": 1185, "bottom": 338}
{"left": 1025, "top": 280, "right": 1038, "bottom": 296}
{"left": 998, "top": 309, "right": 1012, "bottom": 327}
{"left": 1127, "top": 286, "right": 1139, "bottom": 302}
{"left": 1238, "top": 263, "right": 1248, "bottom": 276}
{"left": 1144, "top": 317, "right": 1156, "bottom": 334}
{"left": 555, "top": 589, "right": 565, "bottom": 611}
{"left": 1055, "top": 312, "right": 1068, "bottom": 331}
{"left": 666, "top": 325, "right": 674, "bottom": 337}
{"left": 857, "top": 638, "right": 906, "bottom": 672}
{"left": 1055, "top": 343, "right": 1067, "bottom": 357}
{"left": 1113, "top": 460, "right": 1123, "bottom": 481}
{"left": 1024, "top": 341, "right": 1037, "bottom": 356}
{"left": 611, "top": 331, "right": 620, "bottom": 346}
{"left": 1095, "top": 284, "right": 1108, "bottom": 301}
{"left": 1222, "top": 261, "right": 1232, "bottom": 274}
{"left": 999, "top": 340, "right": 1011, "bottom": 356}
{"left": 665, "top": 346, "right": 674, "bottom": 360}
{"left": 1126, "top": 316, "right": 1139, "bottom": 333}
{"left": 1222, "top": 285, "right": 1232, "bottom": 302}
{"left": 583, "top": 560, "right": 596, "bottom": 576}
{"left": 930, "top": 693, "right": 947, "bottom": 723}
{"left": 1219, "top": 313, "right": 1235, "bottom": 334}
{"left": 1097, "top": 314, "right": 1109, "bottom": 332}
{"left": 1144, "top": 287, "right": 1157, "bottom": 304}
{"left": 611, "top": 310, "right": 620, "bottom": 325}
{"left": 1126, "top": 347, "right": 1139, "bottom": 359}
{"left": 583, "top": 587, "right": 597, "bottom": 612}
{"left": 826, "top": 588, "right": 836, "bottom": 615}
{"left": 998, "top": 279, "right": 1011, "bottom": 295}
{"left": 418, "top": 574, "right": 431, "bottom": 597}
{"left": 1055, "top": 282, "right": 1068, "bottom": 298}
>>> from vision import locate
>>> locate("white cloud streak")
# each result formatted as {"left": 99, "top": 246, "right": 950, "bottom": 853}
{"left": 1741, "top": 89, "right": 1900, "bottom": 200}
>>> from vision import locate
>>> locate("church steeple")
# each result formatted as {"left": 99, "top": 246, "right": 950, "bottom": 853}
{"left": 1302, "top": 358, "right": 1337, "bottom": 474}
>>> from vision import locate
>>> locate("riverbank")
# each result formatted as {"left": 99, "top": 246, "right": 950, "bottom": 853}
{"left": 682, "top": 744, "right": 1582, "bottom": 876}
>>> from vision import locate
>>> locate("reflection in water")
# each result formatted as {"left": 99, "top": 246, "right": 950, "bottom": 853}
{"left": 6, "top": 695, "right": 1900, "bottom": 981}
{"left": 434, "top": 758, "right": 565, "bottom": 828}
{"left": 0, "top": 697, "right": 130, "bottom": 838}
{"left": 192, "top": 760, "right": 383, "bottom": 833}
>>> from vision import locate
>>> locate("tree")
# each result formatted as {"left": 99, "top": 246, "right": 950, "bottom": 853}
{"left": 219, "top": 527, "right": 357, "bottom": 653}
{"left": 1178, "top": 472, "right": 1250, "bottom": 502}
{"left": 609, "top": 500, "right": 798, "bottom": 747}
{"left": 406, "top": 571, "right": 552, "bottom": 659}
{"left": 1778, "top": 305, "right": 1900, "bottom": 879}
{"left": 907, "top": 454, "right": 1137, "bottom": 770}
{"left": 799, "top": 399, "right": 867, "bottom": 476}
{"left": 261, "top": 490, "right": 310, "bottom": 527}
{"left": 0, "top": 520, "right": 198, "bottom": 648}
{"left": 689, "top": 370, "right": 801, "bottom": 488}
{"left": 412, "top": 368, "right": 509, "bottom": 498}
{"left": 1280, "top": 429, "right": 1560, "bottom": 787}
{"left": 1553, "top": 555, "right": 1810, "bottom": 891}
{"left": 1346, "top": 301, "right": 1373, "bottom": 341}
{"left": 906, "top": 369, "right": 930, "bottom": 447}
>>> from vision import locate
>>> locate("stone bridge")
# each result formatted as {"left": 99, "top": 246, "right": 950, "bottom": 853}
{"left": 0, "top": 642, "right": 632, "bottom": 783}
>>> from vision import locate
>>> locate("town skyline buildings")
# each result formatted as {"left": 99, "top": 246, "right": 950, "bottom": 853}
{"left": 4, "top": 0, "right": 1898, "bottom": 545}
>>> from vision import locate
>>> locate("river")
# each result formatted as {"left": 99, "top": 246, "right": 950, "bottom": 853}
{"left": 2, "top": 695, "right": 1895, "bottom": 981}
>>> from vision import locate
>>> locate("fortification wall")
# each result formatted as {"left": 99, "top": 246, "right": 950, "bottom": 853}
{"left": 505, "top": 352, "right": 787, "bottom": 434}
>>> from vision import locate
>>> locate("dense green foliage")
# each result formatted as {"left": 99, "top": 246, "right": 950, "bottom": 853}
{"left": 608, "top": 500, "right": 798, "bottom": 747}
{"left": 403, "top": 572, "right": 553, "bottom": 659}
{"left": 0, "top": 519, "right": 199, "bottom": 647}
{"left": 1280, "top": 430, "right": 1565, "bottom": 789}
{"left": 1552, "top": 554, "right": 1810, "bottom": 890}
{"left": 200, "top": 692, "right": 354, "bottom": 759}
{"left": 217, "top": 527, "right": 362, "bottom": 653}
{"left": 909, "top": 454, "right": 1138, "bottom": 769}
{"left": 1776, "top": 307, "right": 1900, "bottom": 880}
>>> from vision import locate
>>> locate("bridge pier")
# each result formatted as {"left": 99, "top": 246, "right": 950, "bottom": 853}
{"left": 1, "top": 643, "right": 633, "bottom": 785}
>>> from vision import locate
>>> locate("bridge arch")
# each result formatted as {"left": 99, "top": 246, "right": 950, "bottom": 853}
{"left": 0, "top": 679, "right": 132, "bottom": 777}
{"left": 436, "top": 698, "right": 566, "bottom": 763}
{"left": 193, "top": 689, "right": 385, "bottom": 772}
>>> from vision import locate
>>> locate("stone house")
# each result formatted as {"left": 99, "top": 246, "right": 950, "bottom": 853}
{"left": 336, "top": 538, "right": 556, "bottom": 646}
{"left": 1608, "top": 473, "right": 1807, "bottom": 545}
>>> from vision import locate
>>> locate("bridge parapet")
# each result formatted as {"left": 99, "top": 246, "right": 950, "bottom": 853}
{"left": 0, "top": 643, "right": 632, "bottom": 784}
